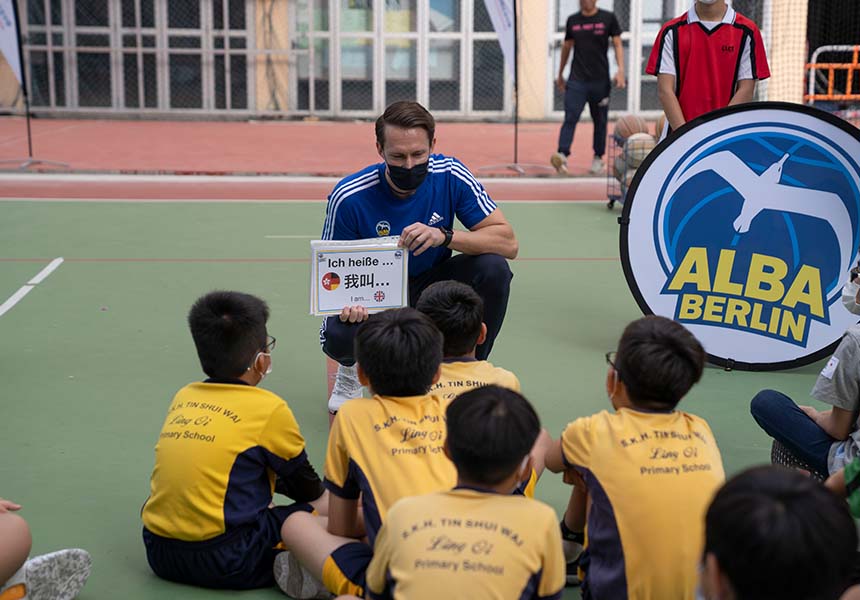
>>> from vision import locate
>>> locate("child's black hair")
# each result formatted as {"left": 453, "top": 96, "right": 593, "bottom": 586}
{"left": 187, "top": 291, "right": 269, "bottom": 379}
{"left": 446, "top": 385, "right": 540, "bottom": 486}
{"left": 354, "top": 307, "right": 443, "bottom": 396}
{"left": 415, "top": 280, "right": 484, "bottom": 357}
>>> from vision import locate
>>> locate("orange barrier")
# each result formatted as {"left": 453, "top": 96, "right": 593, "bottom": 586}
{"left": 805, "top": 45, "right": 860, "bottom": 102}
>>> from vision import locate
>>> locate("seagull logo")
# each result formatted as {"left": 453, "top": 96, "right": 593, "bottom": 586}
{"left": 665, "top": 151, "right": 854, "bottom": 287}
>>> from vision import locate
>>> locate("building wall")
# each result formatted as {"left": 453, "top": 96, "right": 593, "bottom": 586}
{"left": 254, "top": 0, "right": 290, "bottom": 112}
{"left": 765, "top": 0, "right": 807, "bottom": 104}
{"left": 518, "top": 1, "right": 550, "bottom": 119}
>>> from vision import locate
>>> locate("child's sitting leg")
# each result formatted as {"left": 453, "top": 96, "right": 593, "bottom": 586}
{"left": 277, "top": 308, "right": 453, "bottom": 599}
{"left": 0, "top": 499, "right": 91, "bottom": 600}
{"left": 0, "top": 504, "right": 30, "bottom": 587}
{"left": 277, "top": 512, "right": 368, "bottom": 598}
{"left": 558, "top": 470, "right": 586, "bottom": 586}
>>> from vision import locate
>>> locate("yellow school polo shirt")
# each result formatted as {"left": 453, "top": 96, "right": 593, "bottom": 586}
{"left": 561, "top": 407, "right": 725, "bottom": 600}
{"left": 325, "top": 393, "right": 458, "bottom": 544}
{"left": 366, "top": 487, "right": 565, "bottom": 600}
{"left": 142, "top": 381, "right": 309, "bottom": 541}
{"left": 429, "top": 358, "right": 521, "bottom": 401}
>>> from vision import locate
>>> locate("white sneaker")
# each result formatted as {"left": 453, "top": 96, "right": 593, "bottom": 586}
{"left": 590, "top": 157, "right": 605, "bottom": 174}
{"left": 273, "top": 552, "right": 332, "bottom": 599}
{"left": 550, "top": 152, "right": 569, "bottom": 175}
{"left": 0, "top": 549, "right": 92, "bottom": 600}
{"left": 328, "top": 364, "right": 362, "bottom": 414}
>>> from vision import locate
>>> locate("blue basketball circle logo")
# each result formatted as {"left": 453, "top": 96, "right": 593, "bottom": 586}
{"left": 622, "top": 103, "right": 860, "bottom": 370}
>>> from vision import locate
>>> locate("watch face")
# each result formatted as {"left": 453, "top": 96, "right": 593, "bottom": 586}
{"left": 440, "top": 226, "right": 453, "bottom": 246}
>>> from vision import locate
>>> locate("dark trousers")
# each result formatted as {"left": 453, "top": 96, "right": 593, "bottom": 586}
{"left": 557, "top": 79, "right": 610, "bottom": 158}
{"left": 321, "top": 253, "right": 513, "bottom": 365}
{"left": 142, "top": 503, "right": 312, "bottom": 590}
{"left": 750, "top": 389, "right": 835, "bottom": 478}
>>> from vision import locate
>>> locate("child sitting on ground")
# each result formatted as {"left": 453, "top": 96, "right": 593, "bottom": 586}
{"left": 545, "top": 315, "right": 725, "bottom": 598}
{"left": 275, "top": 307, "right": 456, "bottom": 599}
{"left": 415, "top": 280, "right": 520, "bottom": 399}
{"left": 365, "top": 385, "right": 565, "bottom": 599}
{"left": 705, "top": 466, "right": 856, "bottom": 600}
{"left": 415, "top": 279, "right": 551, "bottom": 497}
{"left": 141, "top": 290, "right": 326, "bottom": 590}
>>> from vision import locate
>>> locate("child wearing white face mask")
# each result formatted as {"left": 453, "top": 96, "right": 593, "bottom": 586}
{"left": 140, "top": 290, "right": 327, "bottom": 590}
{"left": 544, "top": 316, "right": 726, "bottom": 599}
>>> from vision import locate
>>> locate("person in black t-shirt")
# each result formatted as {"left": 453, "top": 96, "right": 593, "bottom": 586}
{"left": 551, "top": 0, "right": 624, "bottom": 176}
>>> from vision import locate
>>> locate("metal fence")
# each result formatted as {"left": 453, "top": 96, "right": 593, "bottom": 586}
{"left": 7, "top": 0, "right": 511, "bottom": 119}
{"left": 9, "top": 0, "right": 843, "bottom": 122}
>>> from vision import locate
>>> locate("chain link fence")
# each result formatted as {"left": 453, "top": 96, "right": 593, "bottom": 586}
{"left": 3, "top": 0, "right": 856, "bottom": 123}
{"left": 1, "top": 0, "right": 511, "bottom": 118}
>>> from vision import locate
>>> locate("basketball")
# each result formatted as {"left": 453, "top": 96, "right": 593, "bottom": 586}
{"left": 622, "top": 133, "right": 657, "bottom": 168}
{"left": 614, "top": 115, "right": 649, "bottom": 140}
{"left": 655, "top": 113, "right": 667, "bottom": 138}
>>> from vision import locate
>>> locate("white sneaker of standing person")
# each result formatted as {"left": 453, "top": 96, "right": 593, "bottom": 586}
{"left": 590, "top": 156, "right": 605, "bottom": 174}
{"left": 327, "top": 364, "right": 363, "bottom": 415}
{"left": 273, "top": 552, "right": 333, "bottom": 599}
{"left": 0, "top": 549, "right": 92, "bottom": 600}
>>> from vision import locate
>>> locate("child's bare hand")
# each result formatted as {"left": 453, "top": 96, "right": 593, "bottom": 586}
{"left": 339, "top": 305, "right": 369, "bottom": 324}
{"left": 0, "top": 498, "right": 22, "bottom": 513}
{"left": 799, "top": 405, "right": 819, "bottom": 421}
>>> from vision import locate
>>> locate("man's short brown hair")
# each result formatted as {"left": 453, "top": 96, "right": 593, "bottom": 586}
{"left": 375, "top": 101, "right": 435, "bottom": 148}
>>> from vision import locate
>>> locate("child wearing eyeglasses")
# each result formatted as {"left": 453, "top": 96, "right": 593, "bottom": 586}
{"left": 140, "top": 291, "right": 327, "bottom": 590}
{"left": 544, "top": 315, "right": 725, "bottom": 599}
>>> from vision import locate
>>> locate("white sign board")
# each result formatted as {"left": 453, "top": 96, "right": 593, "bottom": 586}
{"left": 310, "top": 237, "right": 409, "bottom": 316}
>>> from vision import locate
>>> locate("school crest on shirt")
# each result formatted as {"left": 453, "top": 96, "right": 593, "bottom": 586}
{"left": 376, "top": 220, "right": 391, "bottom": 236}
{"left": 621, "top": 102, "right": 860, "bottom": 370}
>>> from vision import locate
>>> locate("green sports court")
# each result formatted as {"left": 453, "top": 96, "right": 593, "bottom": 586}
{"left": 0, "top": 193, "right": 825, "bottom": 599}
{"left": 2, "top": 0, "right": 859, "bottom": 595}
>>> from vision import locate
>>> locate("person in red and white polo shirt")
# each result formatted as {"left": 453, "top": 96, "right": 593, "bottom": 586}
{"left": 646, "top": 0, "right": 770, "bottom": 139}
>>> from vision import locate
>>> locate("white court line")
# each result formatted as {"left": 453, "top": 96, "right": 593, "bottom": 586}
{"left": 0, "top": 257, "right": 64, "bottom": 318}
{"left": 28, "top": 257, "right": 65, "bottom": 284}
{"left": 0, "top": 172, "right": 606, "bottom": 185}
{"left": 0, "top": 286, "right": 35, "bottom": 318}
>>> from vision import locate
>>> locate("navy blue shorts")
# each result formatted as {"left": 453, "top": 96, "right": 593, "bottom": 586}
{"left": 323, "top": 541, "right": 373, "bottom": 597}
{"left": 143, "top": 503, "right": 312, "bottom": 590}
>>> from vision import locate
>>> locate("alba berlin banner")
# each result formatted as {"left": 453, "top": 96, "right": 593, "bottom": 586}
{"left": 621, "top": 103, "right": 860, "bottom": 370}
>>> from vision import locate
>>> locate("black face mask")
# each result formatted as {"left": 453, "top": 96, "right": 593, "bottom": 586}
{"left": 387, "top": 161, "right": 429, "bottom": 192}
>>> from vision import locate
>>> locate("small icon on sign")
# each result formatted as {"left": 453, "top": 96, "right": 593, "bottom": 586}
{"left": 322, "top": 272, "right": 340, "bottom": 291}
{"left": 374, "top": 291, "right": 386, "bottom": 302}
